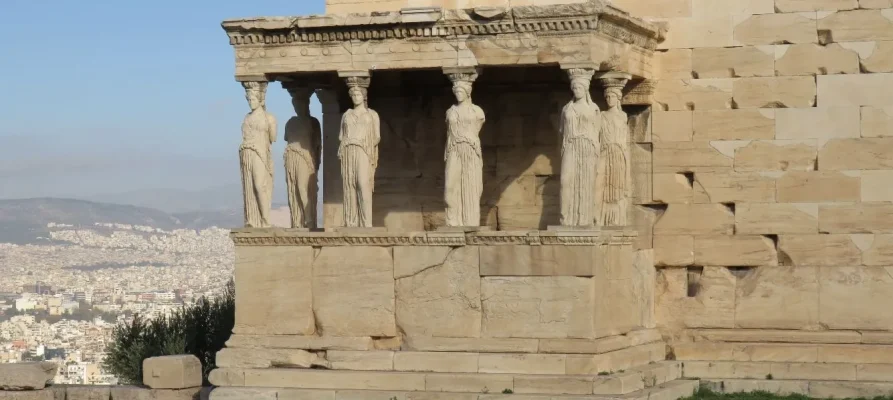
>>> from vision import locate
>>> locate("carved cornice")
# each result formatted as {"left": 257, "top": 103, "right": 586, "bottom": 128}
{"left": 230, "top": 229, "right": 637, "bottom": 247}
{"left": 222, "top": 3, "right": 665, "bottom": 51}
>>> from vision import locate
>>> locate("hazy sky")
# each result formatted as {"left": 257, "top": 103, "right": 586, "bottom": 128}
{"left": 0, "top": 0, "right": 324, "bottom": 206}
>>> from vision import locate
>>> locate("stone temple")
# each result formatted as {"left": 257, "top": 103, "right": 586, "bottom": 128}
{"left": 211, "top": 0, "right": 893, "bottom": 398}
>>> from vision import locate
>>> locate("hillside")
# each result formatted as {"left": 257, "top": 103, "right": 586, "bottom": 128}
{"left": 0, "top": 198, "right": 243, "bottom": 244}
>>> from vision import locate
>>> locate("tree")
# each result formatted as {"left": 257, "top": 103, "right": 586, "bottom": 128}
{"left": 103, "top": 280, "right": 235, "bottom": 385}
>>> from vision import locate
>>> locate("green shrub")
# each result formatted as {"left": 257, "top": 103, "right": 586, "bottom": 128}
{"left": 103, "top": 280, "right": 235, "bottom": 384}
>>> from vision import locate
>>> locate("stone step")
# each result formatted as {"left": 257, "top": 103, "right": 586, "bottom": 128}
{"left": 682, "top": 360, "right": 893, "bottom": 382}
{"left": 673, "top": 340, "right": 893, "bottom": 364}
{"left": 702, "top": 379, "right": 893, "bottom": 399}
{"left": 210, "top": 377, "right": 700, "bottom": 400}
{"left": 210, "top": 362, "right": 682, "bottom": 395}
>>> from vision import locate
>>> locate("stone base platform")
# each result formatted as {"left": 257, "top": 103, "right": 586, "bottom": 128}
{"left": 702, "top": 379, "right": 893, "bottom": 398}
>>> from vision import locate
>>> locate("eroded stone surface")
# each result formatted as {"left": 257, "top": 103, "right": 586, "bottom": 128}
{"left": 482, "top": 277, "right": 594, "bottom": 339}
{"left": 0, "top": 362, "right": 57, "bottom": 390}
{"left": 143, "top": 355, "right": 202, "bottom": 389}
{"left": 736, "top": 267, "right": 820, "bottom": 330}
{"left": 234, "top": 246, "right": 314, "bottom": 335}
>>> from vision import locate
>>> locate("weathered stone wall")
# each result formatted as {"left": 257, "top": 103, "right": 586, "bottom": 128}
{"left": 629, "top": 0, "right": 893, "bottom": 337}
{"left": 326, "top": 0, "right": 588, "bottom": 14}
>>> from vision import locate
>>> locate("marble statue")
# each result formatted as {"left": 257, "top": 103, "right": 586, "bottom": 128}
{"left": 559, "top": 68, "right": 601, "bottom": 227}
{"left": 444, "top": 70, "right": 485, "bottom": 227}
{"left": 239, "top": 81, "right": 276, "bottom": 228}
{"left": 597, "top": 78, "right": 631, "bottom": 226}
{"left": 338, "top": 76, "right": 380, "bottom": 228}
{"left": 283, "top": 85, "right": 321, "bottom": 229}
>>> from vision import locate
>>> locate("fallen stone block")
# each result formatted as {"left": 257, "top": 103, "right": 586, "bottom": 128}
{"left": 0, "top": 362, "right": 58, "bottom": 391}
{"left": 143, "top": 355, "right": 202, "bottom": 390}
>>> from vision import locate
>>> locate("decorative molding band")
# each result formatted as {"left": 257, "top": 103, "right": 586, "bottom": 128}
{"left": 230, "top": 229, "right": 637, "bottom": 247}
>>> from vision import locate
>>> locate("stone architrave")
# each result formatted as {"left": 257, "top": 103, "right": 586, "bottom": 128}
{"left": 559, "top": 67, "right": 601, "bottom": 227}
{"left": 282, "top": 83, "right": 321, "bottom": 229}
{"left": 597, "top": 73, "right": 632, "bottom": 227}
{"left": 338, "top": 71, "right": 380, "bottom": 228}
{"left": 239, "top": 81, "right": 276, "bottom": 228}
{"left": 444, "top": 68, "right": 485, "bottom": 227}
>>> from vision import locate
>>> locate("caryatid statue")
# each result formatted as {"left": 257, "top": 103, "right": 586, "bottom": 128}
{"left": 239, "top": 81, "right": 276, "bottom": 228}
{"left": 283, "top": 84, "right": 321, "bottom": 229}
{"left": 597, "top": 74, "right": 632, "bottom": 226}
{"left": 338, "top": 75, "right": 380, "bottom": 228}
{"left": 559, "top": 68, "right": 601, "bottom": 227}
{"left": 444, "top": 69, "right": 485, "bottom": 227}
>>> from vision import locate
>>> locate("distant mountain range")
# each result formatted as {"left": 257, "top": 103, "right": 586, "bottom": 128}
{"left": 0, "top": 198, "right": 245, "bottom": 245}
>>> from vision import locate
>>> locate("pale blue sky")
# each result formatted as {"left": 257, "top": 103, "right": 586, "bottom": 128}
{"left": 0, "top": 0, "right": 325, "bottom": 210}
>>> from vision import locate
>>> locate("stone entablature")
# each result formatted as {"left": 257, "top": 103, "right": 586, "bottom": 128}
{"left": 221, "top": 1, "right": 665, "bottom": 80}
{"left": 230, "top": 228, "right": 636, "bottom": 246}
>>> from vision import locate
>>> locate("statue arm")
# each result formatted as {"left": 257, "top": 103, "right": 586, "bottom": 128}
{"left": 267, "top": 114, "right": 277, "bottom": 144}
{"left": 372, "top": 111, "right": 381, "bottom": 146}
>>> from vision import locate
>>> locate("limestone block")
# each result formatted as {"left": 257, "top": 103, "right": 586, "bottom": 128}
{"left": 819, "top": 266, "right": 893, "bottom": 330}
{"left": 693, "top": 110, "right": 775, "bottom": 141}
{"left": 809, "top": 381, "right": 893, "bottom": 399}
{"left": 818, "top": 344, "right": 893, "bottom": 363}
{"left": 779, "top": 235, "right": 862, "bottom": 266}
{"left": 736, "top": 203, "right": 819, "bottom": 234}
{"left": 496, "top": 205, "right": 558, "bottom": 230}
{"left": 565, "top": 343, "right": 664, "bottom": 375}
{"left": 656, "top": 267, "right": 736, "bottom": 329}
{"left": 312, "top": 246, "right": 396, "bottom": 337}
{"left": 225, "top": 334, "right": 374, "bottom": 351}
{"left": 857, "top": 364, "right": 893, "bottom": 380}
{"left": 109, "top": 386, "right": 155, "bottom": 400}
{"left": 592, "top": 371, "right": 645, "bottom": 394}
{"left": 770, "top": 362, "right": 856, "bottom": 380}
{"left": 396, "top": 246, "right": 482, "bottom": 338}
{"left": 402, "top": 336, "right": 538, "bottom": 353}
{"left": 861, "top": 42, "right": 893, "bottom": 73}
{"left": 733, "top": 77, "right": 817, "bottom": 109}
{"left": 682, "top": 361, "right": 772, "bottom": 379}
{"left": 693, "top": 172, "right": 776, "bottom": 203}
{"left": 652, "top": 111, "right": 693, "bottom": 142}
{"left": 633, "top": 250, "right": 657, "bottom": 329}
{"left": 775, "top": 44, "right": 860, "bottom": 76}
{"left": 481, "top": 277, "right": 594, "bottom": 339}
{"left": 654, "top": 204, "right": 734, "bottom": 235}
{"left": 633, "top": 205, "right": 660, "bottom": 250}
{"left": 818, "top": 73, "right": 893, "bottom": 107}
{"left": 592, "top": 272, "right": 647, "bottom": 337}
{"left": 659, "top": 16, "right": 734, "bottom": 49}
{"left": 233, "top": 246, "right": 314, "bottom": 335}
{"left": 655, "top": 235, "right": 694, "bottom": 267}
{"left": 207, "top": 368, "right": 244, "bottom": 387}
{"left": 862, "top": 106, "right": 893, "bottom": 137}
{"left": 0, "top": 390, "right": 55, "bottom": 400}
{"left": 393, "top": 352, "right": 478, "bottom": 373}
{"left": 860, "top": 0, "right": 893, "bottom": 7}
{"left": 863, "top": 234, "right": 893, "bottom": 265}
{"left": 538, "top": 335, "right": 632, "bottom": 355}
{"left": 653, "top": 79, "right": 733, "bottom": 111}
{"left": 734, "top": 140, "right": 818, "bottom": 172}
{"left": 690, "top": 328, "right": 862, "bottom": 343}
{"left": 216, "top": 348, "right": 328, "bottom": 369}
{"left": 514, "top": 375, "right": 594, "bottom": 395}
{"left": 776, "top": 0, "right": 858, "bottom": 10}
{"left": 820, "top": 203, "right": 893, "bottom": 233}
{"left": 707, "top": 379, "right": 810, "bottom": 395}
{"left": 65, "top": 386, "right": 111, "bottom": 400}
{"left": 424, "top": 374, "right": 513, "bottom": 393}
{"left": 653, "top": 142, "right": 732, "bottom": 173}
{"left": 208, "top": 388, "right": 277, "bottom": 400}
{"left": 777, "top": 171, "right": 861, "bottom": 203}
{"left": 694, "top": 235, "right": 778, "bottom": 266}
{"left": 863, "top": 332, "right": 893, "bottom": 344}
{"left": 243, "top": 370, "right": 426, "bottom": 391}
{"left": 480, "top": 245, "right": 597, "bottom": 277}
{"left": 393, "top": 247, "right": 452, "bottom": 279}
{"left": 692, "top": 47, "right": 774, "bottom": 78}
{"left": 154, "top": 388, "right": 205, "bottom": 400}
{"left": 143, "top": 355, "right": 202, "bottom": 389}
{"left": 818, "top": 10, "right": 893, "bottom": 42}
{"left": 657, "top": 49, "right": 694, "bottom": 79}
{"left": 478, "top": 354, "right": 566, "bottom": 374}
{"left": 326, "top": 351, "right": 394, "bottom": 371}
{"left": 611, "top": 0, "right": 692, "bottom": 18}
{"left": 734, "top": 13, "right": 818, "bottom": 45}
{"left": 675, "top": 342, "right": 819, "bottom": 362}
{"left": 819, "top": 138, "right": 893, "bottom": 170}
{"left": 735, "top": 266, "right": 820, "bottom": 329}
{"left": 861, "top": 170, "right": 893, "bottom": 202}
{"left": 653, "top": 174, "right": 693, "bottom": 203}
{"left": 0, "top": 362, "right": 57, "bottom": 390}
{"left": 776, "top": 107, "right": 860, "bottom": 141}
{"left": 631, "top": 143, "right": 654, "bottom": 205}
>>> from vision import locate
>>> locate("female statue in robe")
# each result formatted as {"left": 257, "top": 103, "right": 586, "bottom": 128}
{"left": 239, "top": 81, "right": 276, "bottom": 228}
{"left": 339, "top": 80, "right": 380, "bottom": 228}
{"left": 559, "top": 69, "right": 601, "bottom": 227}
{"left": 598, "top": 83, "right": 631, "bottom": 226}
{"left": 284, "top": 87, "right": 321, "bottom": 229}
{"left": 444, "top": 72, "right": 485, "bottom": 227}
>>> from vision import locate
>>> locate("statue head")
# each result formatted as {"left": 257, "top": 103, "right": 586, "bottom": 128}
{"left": 566, "top": 69, "right": 594, "bottom": 103}
{"left": 286, "top": 87, "right": 313, "bottom": 116}
{"left": 604, "top": 86, "right": 623, "bottom": 109}
{"left": 242, "top": 81, "right": 267, "bottom": 111}
{"left": 348, "top": 86, "right": 367, "bottom": 108}
{"left": 447, "top": 71, "right": 478, "bottom": 104}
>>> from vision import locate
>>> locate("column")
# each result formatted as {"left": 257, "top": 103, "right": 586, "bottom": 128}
{"left": 442, "top": 67, "right": 485, "bottom": 228}
{"left": 237, "top": 78, "right": 276, "bottom": 228}
{"left": 335, "top": 70, "right": 378, "bottom": 228}
{"left": 556, "top": 63, "right": 600, "bottom": 227}
{"left": 595, "top": 71, "right": 632, "bottom": 227}
{"left": 316, "top": 88, "right": 344, "bottom": 229}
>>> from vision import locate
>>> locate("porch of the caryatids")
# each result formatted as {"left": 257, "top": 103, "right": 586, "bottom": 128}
{"left": 282, "top": 82, "right": 321, "bottom": 229}
{"left": 596, "top": 72, "right": 632, "bottom": 227}
{"left": 443, "top": 67, "right": 485, "bottom": 228}
{"left": 337, "top": 71, "right": 380, "bottom": 228}
{"left": 238, "top": 80, "right": 276, "bottom": 228}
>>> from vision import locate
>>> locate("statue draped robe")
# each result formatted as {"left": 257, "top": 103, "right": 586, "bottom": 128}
{"left": 445, "top": 103, "right": 485, "bottom": 227}
{"left": 240, "top": 110, "right": 276, "bottom": 228}
{"left": 597, "top": 106, "right": 631, "bottom": 226}
{"left": 338, "top": 108, "right": 380, "bottom": 228}
{"left": 559, "top": 100, "right": 601, "bottom": 226}
{"left": 284, "top": 116, "right": 321, "bottom": 228}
